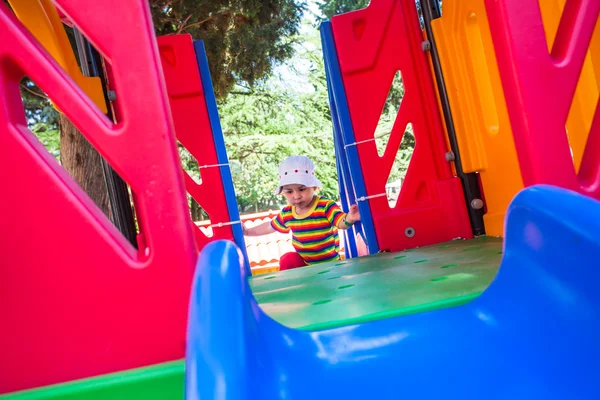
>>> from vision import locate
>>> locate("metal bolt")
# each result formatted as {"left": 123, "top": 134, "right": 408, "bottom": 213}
{"left": 405, "top": 227, "right": 416, "bottom": 238}
{"left": 107, "top": 90, "right": 117, "bottom": 102}
{"left": 422, "top": 40, "right": 431, "bottom": 51}
{"left": 445, "top": 151, "right": 455, "bottom": 162}
{"left": 471, "top": 198, "right": 484, "bottom": 210}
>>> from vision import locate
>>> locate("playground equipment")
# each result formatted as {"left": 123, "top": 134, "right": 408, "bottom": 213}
{"left": 324, "top": 0, "right": 475, "bottom": 257}
{"left": 1, "top": 0, "right": 244, "bottom": 395}
{"left": 157, "top": 34, "right": 247, "bottom": 260}
{"left": 1, "top": 0, "right": 599, "bottom": 398}
{"left": 186, "top": 184, "right": 600, "bottom": 399}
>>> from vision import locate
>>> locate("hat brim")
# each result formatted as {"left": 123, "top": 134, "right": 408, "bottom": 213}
{"left": 274, "top": 174, "right": 322, "bottom": 195}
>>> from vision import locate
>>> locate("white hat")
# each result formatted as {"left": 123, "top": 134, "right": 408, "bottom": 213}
{"left": 274, "top": 155, "right": 322, "bottom": 195}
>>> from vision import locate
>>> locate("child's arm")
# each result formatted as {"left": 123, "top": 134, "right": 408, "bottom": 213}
{"left": 336, "top": 204, "right": 361, "bottom": 230}
{"left": 243, "top": 221, "right": 276, "bottom": 236}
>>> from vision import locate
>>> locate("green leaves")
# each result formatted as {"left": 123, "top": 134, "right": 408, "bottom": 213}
{"left": 217, "top": 20, "right": 338, "bottom": 212}
{"left": 316, "top": 0, "right": 370, "bottom": 21}
{"left": 34, "top": 128, "right": 61, "bottom": 160}
{"left": 150, "top": 0, "right": 306, "bottom": 100}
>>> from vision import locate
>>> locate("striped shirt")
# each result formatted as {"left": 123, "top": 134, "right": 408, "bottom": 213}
{"left": 270, "top": 196, "right": 345, "bottom": 264}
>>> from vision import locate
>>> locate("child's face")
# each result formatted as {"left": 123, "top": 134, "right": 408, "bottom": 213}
{"left": 281, "top": 184, "right": 316, "bottom": 208}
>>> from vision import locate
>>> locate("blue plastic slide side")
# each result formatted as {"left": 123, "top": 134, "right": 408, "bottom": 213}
{"left": 193, "top": 40, "right": 250, "bottom": 274}
{"left": 328, "top": 77, "right": 358, "bottom": 258}
{"left": 334, "top": 154, "right": 356, "bottom": 259}
{"left": 185, "top": 185, "right": 600, "bottom": 399}
{"left": 320, "top": 21, "right": 379, "bottom": 254}
{"left": 335, "top": 160, "right": 357, "bottom": 259}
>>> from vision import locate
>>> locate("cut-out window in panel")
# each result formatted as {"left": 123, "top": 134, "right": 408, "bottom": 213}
{"left": 19, "top": 76, "right": 142, "bottom": 253}
{"left": 193, "top": 203, "right": 214, "bottom": 238}
{"left": 20, "top": 78, "right": 61, "bottom": 160}
{"left": 374, "top": 70, "right": 405, "bottom": 157}
{"left": 539, "top": 0, "right": 599, "bottom": 172}
{"left": 386, "top": 123, "right": 415, "bottom": 208}
{"left": 178, "top": 141, "right": 203, "bottom": 185}
{"left": 568, "top": 17, "right": 600, "bottom": 173}
{"left": 189, "top": 194, "right": 211, "bottom": 221}
{"left": 538, "top": 0, "right": 566, "bottom": 54}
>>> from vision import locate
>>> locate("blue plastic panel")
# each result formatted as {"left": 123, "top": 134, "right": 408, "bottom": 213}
{"left": 321, "top": 21, "right": 379, "bottom": 254}
{"left": 193, "top": 40, "right": 250, "bottom": 274}
{"left": 329, "top": 78, "right": 358, "bottom": 259}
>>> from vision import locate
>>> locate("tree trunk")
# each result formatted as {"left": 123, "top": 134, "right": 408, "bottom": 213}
{"left": 59, "top": 113, "right": 111, "bottom": 219}
{"left": 190, "top": 197, "right": 202, "bottom": 221}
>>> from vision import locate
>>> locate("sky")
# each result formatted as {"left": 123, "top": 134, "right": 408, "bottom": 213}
{"left": 270, "top": 0, "right": 327, "bottom": 93}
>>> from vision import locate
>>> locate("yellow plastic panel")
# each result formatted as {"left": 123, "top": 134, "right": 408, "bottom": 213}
{"left": 431, "top": 1, "right": 523, "bottom": 237}
{"left": 539, "top": 0, "right": 599, "bottom": 172}
{"left": 8, "top": 0, "right": 107, "bottom": 113}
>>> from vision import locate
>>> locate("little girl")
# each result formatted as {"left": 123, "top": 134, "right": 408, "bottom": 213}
{"left": 243, "top": 155, "right": 360, "bottom": 270}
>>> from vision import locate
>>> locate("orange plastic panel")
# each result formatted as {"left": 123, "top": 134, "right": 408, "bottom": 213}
{"left": 539, "top": 0, "right": 600, "bottom": 172}
{"left": 431, "top": 1, "right": 523, "bottom": 237}
{"left": 7, "top": 0, "right": 107, "bottom": 113}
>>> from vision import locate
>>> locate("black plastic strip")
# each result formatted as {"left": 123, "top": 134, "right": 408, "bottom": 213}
{"left": 73, "top": 28, "right": 139, "bottom": 247}
{"left": 420, "top": 0, "right": 486, "bottom": 236}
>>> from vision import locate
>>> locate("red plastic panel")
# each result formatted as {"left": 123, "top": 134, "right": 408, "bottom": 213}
{"left": 0, "top": 0, "right": 197, "bottom": 394}
{"left": 158, "top": 34, "right": 235, "bottom": 250}
{"left": 331, "top": 0, "right": 472, "bottom": 251}
{"left": 485, "top": 0, "right": 600, "bottom": 200}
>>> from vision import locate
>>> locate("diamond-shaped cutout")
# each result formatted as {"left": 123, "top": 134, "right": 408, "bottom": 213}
{"left": 188, "top": 194, "right": 205, "bottom": 222}
{"left": 178, "top": 141, "right": 203, "bottom": 185}
{"left": 192, "top": 200, "right": 214, "bottom": 238}
{"left": 178, "top": 141, "right": 215, "bottom": 240}
{"left": 538, "top": 0, "right": 565, "bottom": 54}
{"left": 567, "top": 20, "right": 600, "bottom": 173}
{"left": 539, "top": 0, "right": 599, "bottom": 173}
{"left": 374, "top": 70, "right": 404, "bottom": 157}
{"left": 577, "top": 98, "right": 600, "bottom": 190}
{"left": 386, "top": 123, "right": 415, "bottom": 209}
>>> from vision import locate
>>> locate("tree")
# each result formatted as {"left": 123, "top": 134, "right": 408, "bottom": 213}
{"left": 59, "top": 115, "right": 111, "bottom": 217}
{"left": 219, "top": 77, "right": 339, "bottom": 212}
{"left": 150, "top": 0, "right": 305, "bottom": 99}
{"left": 219, "top": 20, "right": 338, "bottom": 212}
{"left": 316, "top": 0, "right": 370, "bottom": 21}
{"left": 17, "top": 1, "right": 305, "bottom": 223}
{"left": 317, "top": 0, "right": 431, "bottom": 30}
{"left": 20, "top": 78, "right": 59, "bottom": 130}
{"left": 19, "top": 78, "right": 61, "bottom": 160}
{"left": 217, "top": 0, "right": 419, "bottom": 212}
{"left": 149, "top": 0, "right": 306, "bottom": 219}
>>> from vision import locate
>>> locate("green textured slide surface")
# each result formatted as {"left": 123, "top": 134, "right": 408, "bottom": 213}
{"left": 0, "top": 361, "right": 184, "bottom": 400}
{"left": 249, "top": 236, "right": 503, "bottom": 331}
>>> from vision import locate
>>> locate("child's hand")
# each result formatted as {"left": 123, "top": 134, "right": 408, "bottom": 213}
{"left": 346, "top": 204, "right": 361, "bottom": 224}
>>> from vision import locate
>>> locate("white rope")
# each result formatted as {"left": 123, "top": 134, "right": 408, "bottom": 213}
{"left": 343, "top": 131, "right": 392, "bottom": 149}
{"left": 344, "top": 138, "right": 376, "bottom": 148}
{"left": 356, "top": 193, "right": 387, "bottom": 202}
{"left": 209, "top": 220, "right": 242, "bottom": 228}
{"left": 198, "top": 163, "right": 229, "bottom": 169}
